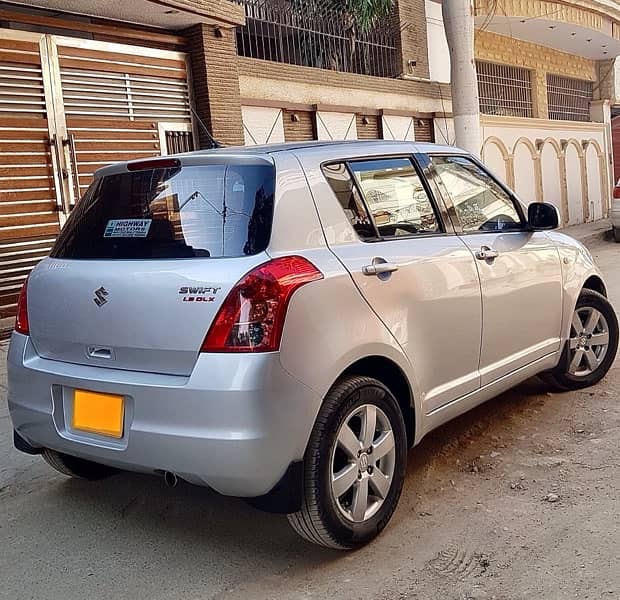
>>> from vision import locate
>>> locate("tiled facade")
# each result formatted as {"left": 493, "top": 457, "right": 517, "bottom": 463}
{"left": 283, "top": 109, "right": 316, "bottom": 142}
{"left": 184, "top": 23, "right": 245, "bottom": 146}
{"left": 236, "top": 57, "right": 450, "bottom": 107}
{"left": 0, "top": 0, "right": 618, "bottom": 214}
{"left": 397, "top": 0, "right": 430, "bottom": 79}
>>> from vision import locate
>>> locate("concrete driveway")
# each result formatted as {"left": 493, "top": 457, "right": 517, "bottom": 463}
{"left": 1, "top": 235, "right": 619, "bottom": 600}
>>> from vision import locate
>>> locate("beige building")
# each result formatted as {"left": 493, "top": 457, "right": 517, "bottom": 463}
{"left": 0, "top": 0, "right": 619, "bottom": 331}
{"left": 231, "top": 0, "right": 620, "bottom": 229}
{"left": 471, "top": 0, "right": 620, "bottom": 226}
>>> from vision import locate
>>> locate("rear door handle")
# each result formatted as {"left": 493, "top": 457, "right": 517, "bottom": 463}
{"left": 475, "top": 246, "right": 499, "bottom": 261}
{"left": 87, "top": 346, "right": 113, "bottom": 360}
{"left": 362, "top": 260, "right": 399, "bottom": 277}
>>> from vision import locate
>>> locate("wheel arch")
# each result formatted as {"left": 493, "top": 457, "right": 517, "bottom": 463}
{"left": 252, "top": 354, "right": 416, "bottom": 516}
{"left": 582, "top": 274, "right": 607, "bottom": 297}
{"left": 339, "top": 355, "right": 416, "bottom": 448}
{"left": 560, "top": 273, "right": 608, "bottom": 342}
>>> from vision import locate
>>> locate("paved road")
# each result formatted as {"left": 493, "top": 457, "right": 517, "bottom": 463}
{"left": 1, "top": 236, "right": 619, "bottom": 600}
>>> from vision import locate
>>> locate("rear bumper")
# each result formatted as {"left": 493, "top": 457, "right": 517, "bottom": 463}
{"left": 7, "top": 333, "right": 321, "bottom": 497}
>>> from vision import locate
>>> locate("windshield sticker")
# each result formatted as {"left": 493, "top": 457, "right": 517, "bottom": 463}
{"left": 104, "top": 219, "right": 152, "bottom": 238}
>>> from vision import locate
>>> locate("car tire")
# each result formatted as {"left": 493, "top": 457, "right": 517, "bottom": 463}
{"left": 42, "top": 449, "right": 118, "bottom": 480}
{"left": 614, "top": 227, "right": 620, "bottom": 243}
{"left": 542, "top": 289, "right": 618, "bottom": 391}
{"left": 287, "top": 375, "right": 407, "bottom": 549}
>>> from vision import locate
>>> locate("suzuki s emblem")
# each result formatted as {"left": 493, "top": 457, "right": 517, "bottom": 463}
{"left": 93, "top": 286, "right": 109, "bottom": 307}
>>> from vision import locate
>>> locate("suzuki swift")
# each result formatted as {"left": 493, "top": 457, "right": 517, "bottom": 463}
{"left": 8, "top": 141, "right": 618, "bottom": 549}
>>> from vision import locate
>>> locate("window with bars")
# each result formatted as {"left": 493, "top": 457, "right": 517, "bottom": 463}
{"left": 476, "top": 61, "right": 534, "bottom": 118}
{"left": 234, "top": 0, "right": 400, "bottom": 78}
{"left": 414, "top": 118, "right": 435, "bottom": 143}
{"left": 547, "top": 74, "right": 593, "bottom": 122}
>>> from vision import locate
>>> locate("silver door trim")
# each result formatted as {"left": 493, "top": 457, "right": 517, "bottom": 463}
{"left": 44, "top": 35, "right": 74, "bottom": 215}
{"left": 426, "top": 351, "right": 558, "bottom": 418}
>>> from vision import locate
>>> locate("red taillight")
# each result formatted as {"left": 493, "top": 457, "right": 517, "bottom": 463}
{"left": 15, "top": 277, "right": 29, "bottom": 335}
{"left": 614, "top": 186, "right": 620, "bottom": 199}
{"left": 201, "top": 256, "right": 323, "bottom": 353}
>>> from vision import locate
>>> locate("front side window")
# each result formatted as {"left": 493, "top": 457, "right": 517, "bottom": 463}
{"left": 430, "top": 156, "right": 523, "bottom": 233}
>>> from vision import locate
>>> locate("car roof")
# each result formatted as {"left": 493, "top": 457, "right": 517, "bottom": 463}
{"left": 182, "top": 139, "right": 464, "bottom": 158}
{"left": 96, "top": 140, "right": 467, "bottom": 178}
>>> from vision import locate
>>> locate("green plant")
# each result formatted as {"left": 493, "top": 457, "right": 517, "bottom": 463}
{"left": 315, "top": 0, "right": 396, "bottom": 33}
{"left": 288, "top": 0, "right": 396, "bottom": 73}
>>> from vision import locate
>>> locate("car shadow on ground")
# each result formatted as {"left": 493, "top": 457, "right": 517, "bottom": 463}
{"left": 46, "top": 377, "right": 552, "bottom": 565}
{"left": 406, "top": 377, "right": 552, "bottom": 476}
{"left": 53, "top": 464, "right": 338, "bottom": 563}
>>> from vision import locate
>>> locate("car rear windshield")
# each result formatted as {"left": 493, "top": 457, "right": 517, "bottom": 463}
{"left": 51, "top": 161, "right": 275, "bottom": 259}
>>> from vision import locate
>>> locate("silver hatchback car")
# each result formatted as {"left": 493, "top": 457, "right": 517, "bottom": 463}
{"left": 8, "top": 141, "right": 618, "bottom": 549}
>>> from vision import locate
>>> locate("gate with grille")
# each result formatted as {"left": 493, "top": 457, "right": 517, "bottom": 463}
{"left": 0, "top": 30, "right": 195, "bottom": 330}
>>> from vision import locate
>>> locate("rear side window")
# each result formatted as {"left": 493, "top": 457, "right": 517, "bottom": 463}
{"left": 51, "top": 162, "right": 275, "bottom": 259}
{"left": 323, "top": 157, "right": 441, "bottom": 240}
{"left": 322, "top": 163, "right": 377, "bottom": 239}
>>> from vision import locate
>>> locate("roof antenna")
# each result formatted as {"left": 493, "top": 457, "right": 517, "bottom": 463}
{"left": 190, "top": 106, "right": 223, "bottom": 149}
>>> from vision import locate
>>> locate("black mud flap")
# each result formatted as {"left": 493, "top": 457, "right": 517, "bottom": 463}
{"left": 245, "top": 461, "right": 303, "bottom": 514}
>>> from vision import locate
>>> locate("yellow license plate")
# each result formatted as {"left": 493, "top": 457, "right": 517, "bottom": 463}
{"left": 72, "top": 389, "right": 124, "bottom": 438}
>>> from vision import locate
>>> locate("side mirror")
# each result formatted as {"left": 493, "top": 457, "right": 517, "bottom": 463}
{"left": 527, "top": 202, "right": 559, "bottom": 231}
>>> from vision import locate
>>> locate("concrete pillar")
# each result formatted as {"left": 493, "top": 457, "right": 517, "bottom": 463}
{"left": 183, "top": 23, "right": 244, "bottom": 147}
{"left": 397, "top": 0, "right": 430, "bottom": 79}
{"left": 442, "top": 0, "right": 482, "bottom": 156}
{"left": 531, "top": 69, "right": 548, "bottom": 119}
{"left": 591, "top": 99, "right": 613, "bottom": 217}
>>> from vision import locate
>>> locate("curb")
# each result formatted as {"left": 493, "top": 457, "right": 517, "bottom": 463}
{"left": 561, "top": 220, "right": 611, "bottom": 247}
{"left": 577, "top": 228, "right": 611, "bottom": 247}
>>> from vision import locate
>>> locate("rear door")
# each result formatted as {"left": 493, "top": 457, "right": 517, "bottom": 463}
{"left": 27, "top": 157, "right": 276, "bottom": 376}
{"left": 315, "top": 154, "right": 482, "bottom": 415}
{"left": 429, "top": 154, "right": 563, "bottom": 385}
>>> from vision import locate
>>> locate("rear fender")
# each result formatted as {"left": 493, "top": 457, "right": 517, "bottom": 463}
{"left": 275, "top": 251, "right": 423, "bottom": 448}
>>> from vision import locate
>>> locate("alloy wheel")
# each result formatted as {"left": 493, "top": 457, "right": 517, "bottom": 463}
{"left": 568, "top": 306, "right": 610, "bottom": 376}
{"left": 330, "top": 403, "right": 396, "bottom": 523}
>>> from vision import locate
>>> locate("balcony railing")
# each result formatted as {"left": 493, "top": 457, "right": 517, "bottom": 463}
{"left": 234, "top": 0, "right": 401, "bottom": 78}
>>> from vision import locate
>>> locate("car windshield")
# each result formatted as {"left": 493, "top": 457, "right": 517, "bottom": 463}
{"left": 51, "top": 162, "right": 275, "bottom": 259}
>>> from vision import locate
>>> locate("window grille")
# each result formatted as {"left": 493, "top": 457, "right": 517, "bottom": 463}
{"left": 476, "top": 61, "right": 534, "bottom": 118}
{"left": 165, "top": 130, "right": 194, "bottom": 154}
{"left": 547, "top": 74, "right": 593, "bottom": 122}
{"left": 414, "top": 118, "right": 435, "bottom": 143}
{"left": 234, "top": 0, "right": 400, "bottom": 78}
